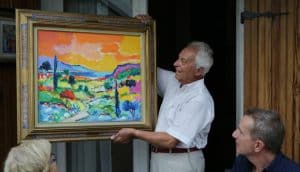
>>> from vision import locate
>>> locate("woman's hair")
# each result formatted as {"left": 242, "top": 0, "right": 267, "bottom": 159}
{"left": 4, "top": 139, "right": 52, "bottom": 172}
{"left": 187, "top": 41, "right": 214, "bottom": 75}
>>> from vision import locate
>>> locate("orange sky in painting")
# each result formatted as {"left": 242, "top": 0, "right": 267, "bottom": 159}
{"left": 37, "top": 30, "right": 142, "bottom": 72}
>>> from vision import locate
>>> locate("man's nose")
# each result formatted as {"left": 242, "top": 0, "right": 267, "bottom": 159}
{"left": 174, "top": 59, "right": 179, "bottom": 67}
{"left": 232, "top": 129, "right": 238, "bottom": 138}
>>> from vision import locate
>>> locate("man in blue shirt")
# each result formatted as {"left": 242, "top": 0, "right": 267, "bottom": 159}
{"left": 231, "top": 108, "right": 300, "bottom": 172}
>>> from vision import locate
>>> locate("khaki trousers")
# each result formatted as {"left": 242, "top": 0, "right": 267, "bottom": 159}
{"left": 150, "top": 150, "right": 205, "bottom": 172}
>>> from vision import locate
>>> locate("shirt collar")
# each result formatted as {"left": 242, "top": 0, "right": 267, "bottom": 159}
{"left": 180, "top": 78, "right": 205, "bottom": 90}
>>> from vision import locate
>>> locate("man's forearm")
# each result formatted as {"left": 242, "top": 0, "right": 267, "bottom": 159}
{"left": 134, "top": 129, "right": 178, "bottom": 148}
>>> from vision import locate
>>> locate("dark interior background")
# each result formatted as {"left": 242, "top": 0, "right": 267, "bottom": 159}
{"left": 149, "top": 0, "right": 236, "bottom": 171}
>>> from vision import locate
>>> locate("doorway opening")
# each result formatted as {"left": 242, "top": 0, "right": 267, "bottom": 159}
{"left": 149, "top": 0, "right": 236, "bottom": 171}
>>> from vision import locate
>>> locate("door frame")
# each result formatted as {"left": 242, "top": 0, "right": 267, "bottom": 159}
{"left": 236, "top": 0, "right": 244, "bottom": 127}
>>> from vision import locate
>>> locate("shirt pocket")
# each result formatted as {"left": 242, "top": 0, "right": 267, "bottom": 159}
{"left": 166, "top": 103, "right": 185, "bottom": 126}
{"left": 164, "top": 103, "right": 177, "bottom": 124}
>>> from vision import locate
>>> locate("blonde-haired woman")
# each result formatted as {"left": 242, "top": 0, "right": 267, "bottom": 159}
{"left": 4, "top": 139, "right": 57, "bottom": 172}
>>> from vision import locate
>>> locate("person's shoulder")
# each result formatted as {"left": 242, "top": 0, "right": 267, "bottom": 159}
{"left": 279, "top": 154, "right": 300, "bottom": 170}
{"left": 194, "top": 80, "right": 214, "bottom": 102}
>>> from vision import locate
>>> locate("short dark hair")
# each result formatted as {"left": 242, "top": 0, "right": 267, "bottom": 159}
{"left": 245, "top": 108, "right": 285, "bottom": 154}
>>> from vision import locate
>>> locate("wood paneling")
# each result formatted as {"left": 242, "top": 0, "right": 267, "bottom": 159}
{"left": 294, "top": 0, "right": 300, "bottom": 161}
{"left": 245, "top": 0, "right": 300, "bottom": 162}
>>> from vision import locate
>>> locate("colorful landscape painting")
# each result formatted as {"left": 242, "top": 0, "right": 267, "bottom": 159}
{"left": 37, "top": 29, "right": 143, "bottom": 124}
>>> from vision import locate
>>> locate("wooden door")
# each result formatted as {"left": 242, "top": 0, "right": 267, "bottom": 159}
{"left": 244, "top": 0, "right": 300, "bottom": 162}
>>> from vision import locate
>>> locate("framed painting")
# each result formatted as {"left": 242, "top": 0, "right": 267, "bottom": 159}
{"left": 0, "top": 8, "right": 15, "bottom": 62}
{"left": 16, "top": 9, "right": 157, "bottom": 142}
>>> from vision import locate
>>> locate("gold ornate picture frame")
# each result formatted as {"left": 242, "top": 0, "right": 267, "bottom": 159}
{"left": 16, "top": 9, "right": 157, "bottom": 142}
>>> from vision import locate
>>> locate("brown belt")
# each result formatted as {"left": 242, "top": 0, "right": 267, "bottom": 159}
{"left": 151, "top": 146, "right": 200, "bottom": 153}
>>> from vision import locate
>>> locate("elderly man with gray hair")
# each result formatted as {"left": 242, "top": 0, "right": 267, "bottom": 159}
{"left": 111, "top": 40, "right": 215, "bottom": 172}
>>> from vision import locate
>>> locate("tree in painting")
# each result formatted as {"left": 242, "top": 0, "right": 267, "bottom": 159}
{"left": 39, "top": 61, "right": 52, "bottom": 71}
{"left": 122, "top": 100, "right": 139, "bottom": 119}
{"left": 53, "top": 55, "right": 58, "bottom": 90}
{"left": 114, "top": 80, "right": 121, "bottom": 118}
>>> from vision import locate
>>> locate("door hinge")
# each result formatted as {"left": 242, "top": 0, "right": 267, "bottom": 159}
{"left": 241, "top": 10, "right": 288, "bottom": 24}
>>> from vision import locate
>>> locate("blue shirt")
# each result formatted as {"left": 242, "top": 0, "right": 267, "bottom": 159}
{"left": 231, "top": 153, "right": 300, "bottom": 172}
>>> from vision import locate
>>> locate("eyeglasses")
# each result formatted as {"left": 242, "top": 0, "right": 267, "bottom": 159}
{"left": 49, "top": 153, "right": 57, "bottom": 165}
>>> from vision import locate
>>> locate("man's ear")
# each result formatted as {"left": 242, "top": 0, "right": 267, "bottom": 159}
{"left": 195, "top": 67, "right": 205, "bottom": 77}
{"left": 254, "top": 140, "right": 265, "bottom": 152}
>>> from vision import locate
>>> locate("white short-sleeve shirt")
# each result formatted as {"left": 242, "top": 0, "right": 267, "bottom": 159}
{"left": 156, "top": 68, "right": 215, "bottom": 149}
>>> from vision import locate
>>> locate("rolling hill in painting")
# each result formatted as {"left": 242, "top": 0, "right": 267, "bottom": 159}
{"left": 38, "top": 56, "right": 142, "bottom": 124}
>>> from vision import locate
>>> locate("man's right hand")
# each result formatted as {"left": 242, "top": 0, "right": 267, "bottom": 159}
{"left": 135, "top": 14, "right": 152, "bottom": 24}
{"left": 110, "top": 128, "right": 137, "bottom": 143}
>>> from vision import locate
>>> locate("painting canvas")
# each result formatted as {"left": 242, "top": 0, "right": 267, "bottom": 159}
{"left": 16, "top": 9, "right": 157, "bottom": 142}
{"left": 37, "top": 29, "right": 144, "bottom": 125}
